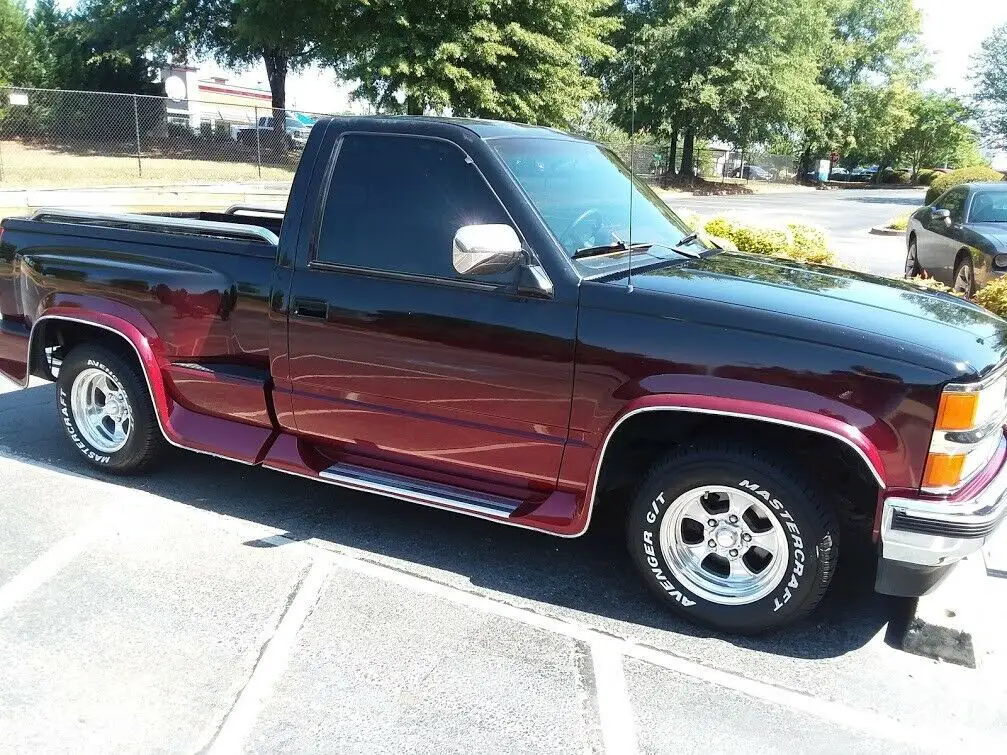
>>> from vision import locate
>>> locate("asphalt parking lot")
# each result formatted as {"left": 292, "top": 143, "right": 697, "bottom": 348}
{"left": 671, "top": 187, "right": 924, "bottom": 277}
{"left": 2, "top": 376, "right": 1006, "bottom": 754}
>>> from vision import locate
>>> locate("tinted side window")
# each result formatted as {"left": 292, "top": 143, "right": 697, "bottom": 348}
{"left": 938, "top": 188, "right": 967, "bottom": 223}
{"left": 316, "top": 134, "right": 513, "bottom": 280}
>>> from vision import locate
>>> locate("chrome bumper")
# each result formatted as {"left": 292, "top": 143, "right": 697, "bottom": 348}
{"left": 881, "top": 456, "right": 1007, "bottom": 567}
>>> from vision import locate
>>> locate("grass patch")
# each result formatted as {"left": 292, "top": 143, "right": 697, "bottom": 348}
{"left": 0, "top": 141, "right": 295, "bottom": 187}
{"left": 887, "top": 214, "right": 910, "bottom": 231}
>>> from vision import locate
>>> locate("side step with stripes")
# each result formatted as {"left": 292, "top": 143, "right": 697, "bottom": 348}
{"left": 319, "top": 462, "right": 522, "bottom": 518}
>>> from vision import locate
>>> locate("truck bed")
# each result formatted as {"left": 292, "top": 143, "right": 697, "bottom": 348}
{"left": 0, "top": 205, "right": 281, "bottom": 426}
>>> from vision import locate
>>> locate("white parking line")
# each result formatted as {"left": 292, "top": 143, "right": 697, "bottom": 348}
{"left": 0, "top": 524, "right": 103, "bottom": 618}
{"left": 591, "top": 639, "right": 639, "bottom": 755}
{"left": 306, "top": 541, "right": 995, "bottom": 752}
{"left": 205, "top": 556, "right": 331, "bottom": 755}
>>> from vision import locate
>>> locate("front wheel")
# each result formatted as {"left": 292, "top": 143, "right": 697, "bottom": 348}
{"left": 56, "top": 344, "right": 167, "bottom": 473}
{"left": 905, "top": 239, "right": 920, "bottom": 278}
{"left": 626, "top": 442, "right": 839, "bottom": 634}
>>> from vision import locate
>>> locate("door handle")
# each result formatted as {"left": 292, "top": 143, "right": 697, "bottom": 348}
{"left": 293, "top": 297, "right": 329, "bottom": 320}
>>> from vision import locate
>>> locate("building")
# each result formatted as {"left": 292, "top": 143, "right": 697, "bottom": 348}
{"left": 160, "top": 65, "right": 275, "bottom": 132}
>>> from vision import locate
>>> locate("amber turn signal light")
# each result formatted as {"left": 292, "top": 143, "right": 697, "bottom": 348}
{"left": 922, "top": 452, "right": 967, "bottom": 489}
{"left": 935, "top": 392, "right": 978, "bottom": 432}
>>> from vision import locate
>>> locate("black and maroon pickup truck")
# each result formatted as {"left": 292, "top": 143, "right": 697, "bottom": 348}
{"left": 2, "top": 117, "right": 1006, "bottom": 633}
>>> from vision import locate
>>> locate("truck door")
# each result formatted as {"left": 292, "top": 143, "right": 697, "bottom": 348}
{"left": 283, "top": 132, "right": 577, "bottom": 491}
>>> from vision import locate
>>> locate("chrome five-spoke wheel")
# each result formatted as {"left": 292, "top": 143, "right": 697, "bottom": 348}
{"left": 70, "top": 367, "right": 133, "bottom": 453}
{"left": 659, "top": 485, "right": 789, "bottom": 605}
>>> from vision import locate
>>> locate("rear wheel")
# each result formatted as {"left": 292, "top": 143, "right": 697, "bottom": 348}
{"left": 953, "top": 254, "right": 975, "bottom": 296}
{"left": 626, "top": 441, "right": 839, "bottom": 634}
{"left": 56, "top": 344, "right": 167, "bottom": 473}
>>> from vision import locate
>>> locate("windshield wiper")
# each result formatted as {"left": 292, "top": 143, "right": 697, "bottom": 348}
{"left": 573, "top": 232, "right": 704, "bottom": 261}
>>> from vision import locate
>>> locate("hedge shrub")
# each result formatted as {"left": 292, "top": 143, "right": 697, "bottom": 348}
{"left": 880, "top": 168, "right": 912, "bottom": 185}
{"left": 924, "top": 165, "right": 1005, "bottom": 204}
{"left": 699, "top": 216, "right": 837, "bottom": 266}
{"left": 974, "top": 277, "right": 1007, "bottom": 318}
{"left": 915, "top": 169, "right": 940, "bottom": 186}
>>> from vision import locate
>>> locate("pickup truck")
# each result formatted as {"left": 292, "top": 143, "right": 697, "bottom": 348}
{"left": 2, "top": 117, "right": 1006, "bottom": 634}
{"left": 234, "top": 115, "right": 313, "bottom": 151}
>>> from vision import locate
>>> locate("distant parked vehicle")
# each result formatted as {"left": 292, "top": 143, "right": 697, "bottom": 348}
{"left": 905, "top": 182, "right": 1007, "bottom": 295}
{"left": 234, "top": 116, "right": 313, "bottom": 151}
{"left": 732, "top": 164, "right": 772, "bottom": 181}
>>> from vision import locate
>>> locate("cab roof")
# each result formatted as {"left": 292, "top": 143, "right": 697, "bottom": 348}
{"left": 326, "top": 114, "right": 589, "bottom": 142}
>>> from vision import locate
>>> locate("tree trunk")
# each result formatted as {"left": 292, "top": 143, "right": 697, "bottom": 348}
{"left": 798, "top": 144, "right": 814, "bottom": 183}
{"left": 405, "top": 93, "right": 423, "bottom": 116}
{"left": 263, "top": 50, "right": 289, "bottom": 150}
{"left": 665, "top": 127, "right": 679, "bottom": 176}
{"left": 680, "top": 128, "right": 696, "bottom": 179}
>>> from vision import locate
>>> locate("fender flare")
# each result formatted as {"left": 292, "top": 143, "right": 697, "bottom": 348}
{"left": 27, "top": 310, "right": 179, "bottom": 446}
{"left": 577, "top": 395, "right": 889, "bottom": 536}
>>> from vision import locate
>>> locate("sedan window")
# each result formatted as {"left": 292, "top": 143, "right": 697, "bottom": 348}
{"left": 969, "top": 192, "right": 1007, "bottom": 223}
{"left": 936, "top": 187, "right": 968, "bottom": 223}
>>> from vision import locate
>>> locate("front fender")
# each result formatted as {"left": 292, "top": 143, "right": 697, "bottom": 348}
{"left": 554, "top": 393, "right": 893, "bottom": 539}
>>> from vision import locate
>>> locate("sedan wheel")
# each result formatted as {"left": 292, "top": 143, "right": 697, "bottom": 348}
{"left": 953, "top": 256, "right": 975, "bottom": 296}
{"left": 905, "top": 240, "right": 920, "bottom": 278}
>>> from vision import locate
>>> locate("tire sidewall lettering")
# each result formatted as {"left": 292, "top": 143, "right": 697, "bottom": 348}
{"left": 59, "top": 359, "right": 129, "bottom": 465}
{"left": 641, "top": 491, "right": 697, "bottom": 609}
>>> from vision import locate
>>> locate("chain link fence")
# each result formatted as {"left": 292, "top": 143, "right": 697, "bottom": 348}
{"left": 0, "top": 86, "right": 341, "bottom": 187}
{"left": 1, "top": 87, "right": 799, "bottom": 189}
{"left": 608, "top": 143, "right": 798, "bottom": 184}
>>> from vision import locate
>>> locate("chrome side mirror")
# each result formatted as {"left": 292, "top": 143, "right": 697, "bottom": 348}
{"left": 452, "top": 224, "right": 523, "bottom": 277}
{"left": 931, "top": 207, "right": 951, "bottom": 225}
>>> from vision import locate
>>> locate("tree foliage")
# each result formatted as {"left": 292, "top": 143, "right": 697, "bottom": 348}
{"left": 0, "top": 0, "right": 33, "bottom": 86}
{"left": 600, "top": 0, "right": 921, "bottom": 176}
{"left": 971, "top": 21, "right": 1007, "bottom": 150}
{"left": 179, "top": 0, "right": 352, "bottom": 111}
{"left": 339, "top": 0, "right": 617, "bottom": 126}
{"left": 895, "top": 91, "right": 977, "bottom": 174}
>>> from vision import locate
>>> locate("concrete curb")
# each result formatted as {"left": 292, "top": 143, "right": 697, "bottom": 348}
{"left": 869, "top": 226, "right": 905, "bottom": 236}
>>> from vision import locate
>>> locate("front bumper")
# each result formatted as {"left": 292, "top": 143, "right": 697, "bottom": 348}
{"left": 876, "top": 440, "right": 1007, "bottom": 596}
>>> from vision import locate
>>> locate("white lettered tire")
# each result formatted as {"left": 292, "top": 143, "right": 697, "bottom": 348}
{"left": 57, "top": 344, "right": 167, "bottom": 474}
{"left": 627, "top": 441, "right": 839, "bottom": 634}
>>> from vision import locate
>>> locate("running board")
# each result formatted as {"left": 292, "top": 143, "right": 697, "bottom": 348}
{"left": 318, "top": 463, "right": 523, "bottom": 518}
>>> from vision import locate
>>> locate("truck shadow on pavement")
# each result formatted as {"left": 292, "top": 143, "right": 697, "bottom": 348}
{"left": 0, "top": 383, "right": 906, "bottom": 661}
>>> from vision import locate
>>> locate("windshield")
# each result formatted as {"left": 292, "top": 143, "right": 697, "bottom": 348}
{"left": 489, "top": 137, "right": 711, "bottom": 273}
{"left": 970, "top": 192, "right": 1007, "bottom": 223}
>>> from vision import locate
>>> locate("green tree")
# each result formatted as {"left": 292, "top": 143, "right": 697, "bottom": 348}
{"left": 841, "top": 80, "right": 915, "bottom": 174}
{"left": 604, "top": 0, "right": 834, "bottom": 177}
{"left": 185, "top": 0, "right": 351, "bottom": 113}
{"left": 797, "top": 0, "right": 923, "bottom": 174}
{"left": 895, "top": 91, "right": 978, "bottom": 174}
{"left": 25, "top": 0, "right": 164, "bottom": 93}
{"left": 340, "top": 0, "right": 617, "bottom": 126}
{"left": 0, "top": 0, "right": 33, "bottom": 85}
{"left": 971, "top": 21, "right": 1007, "bottom": 149}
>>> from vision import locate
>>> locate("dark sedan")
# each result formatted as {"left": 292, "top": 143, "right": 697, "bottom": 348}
{"left": 905, "top": 182, "right": 1007, "bottom": 295}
